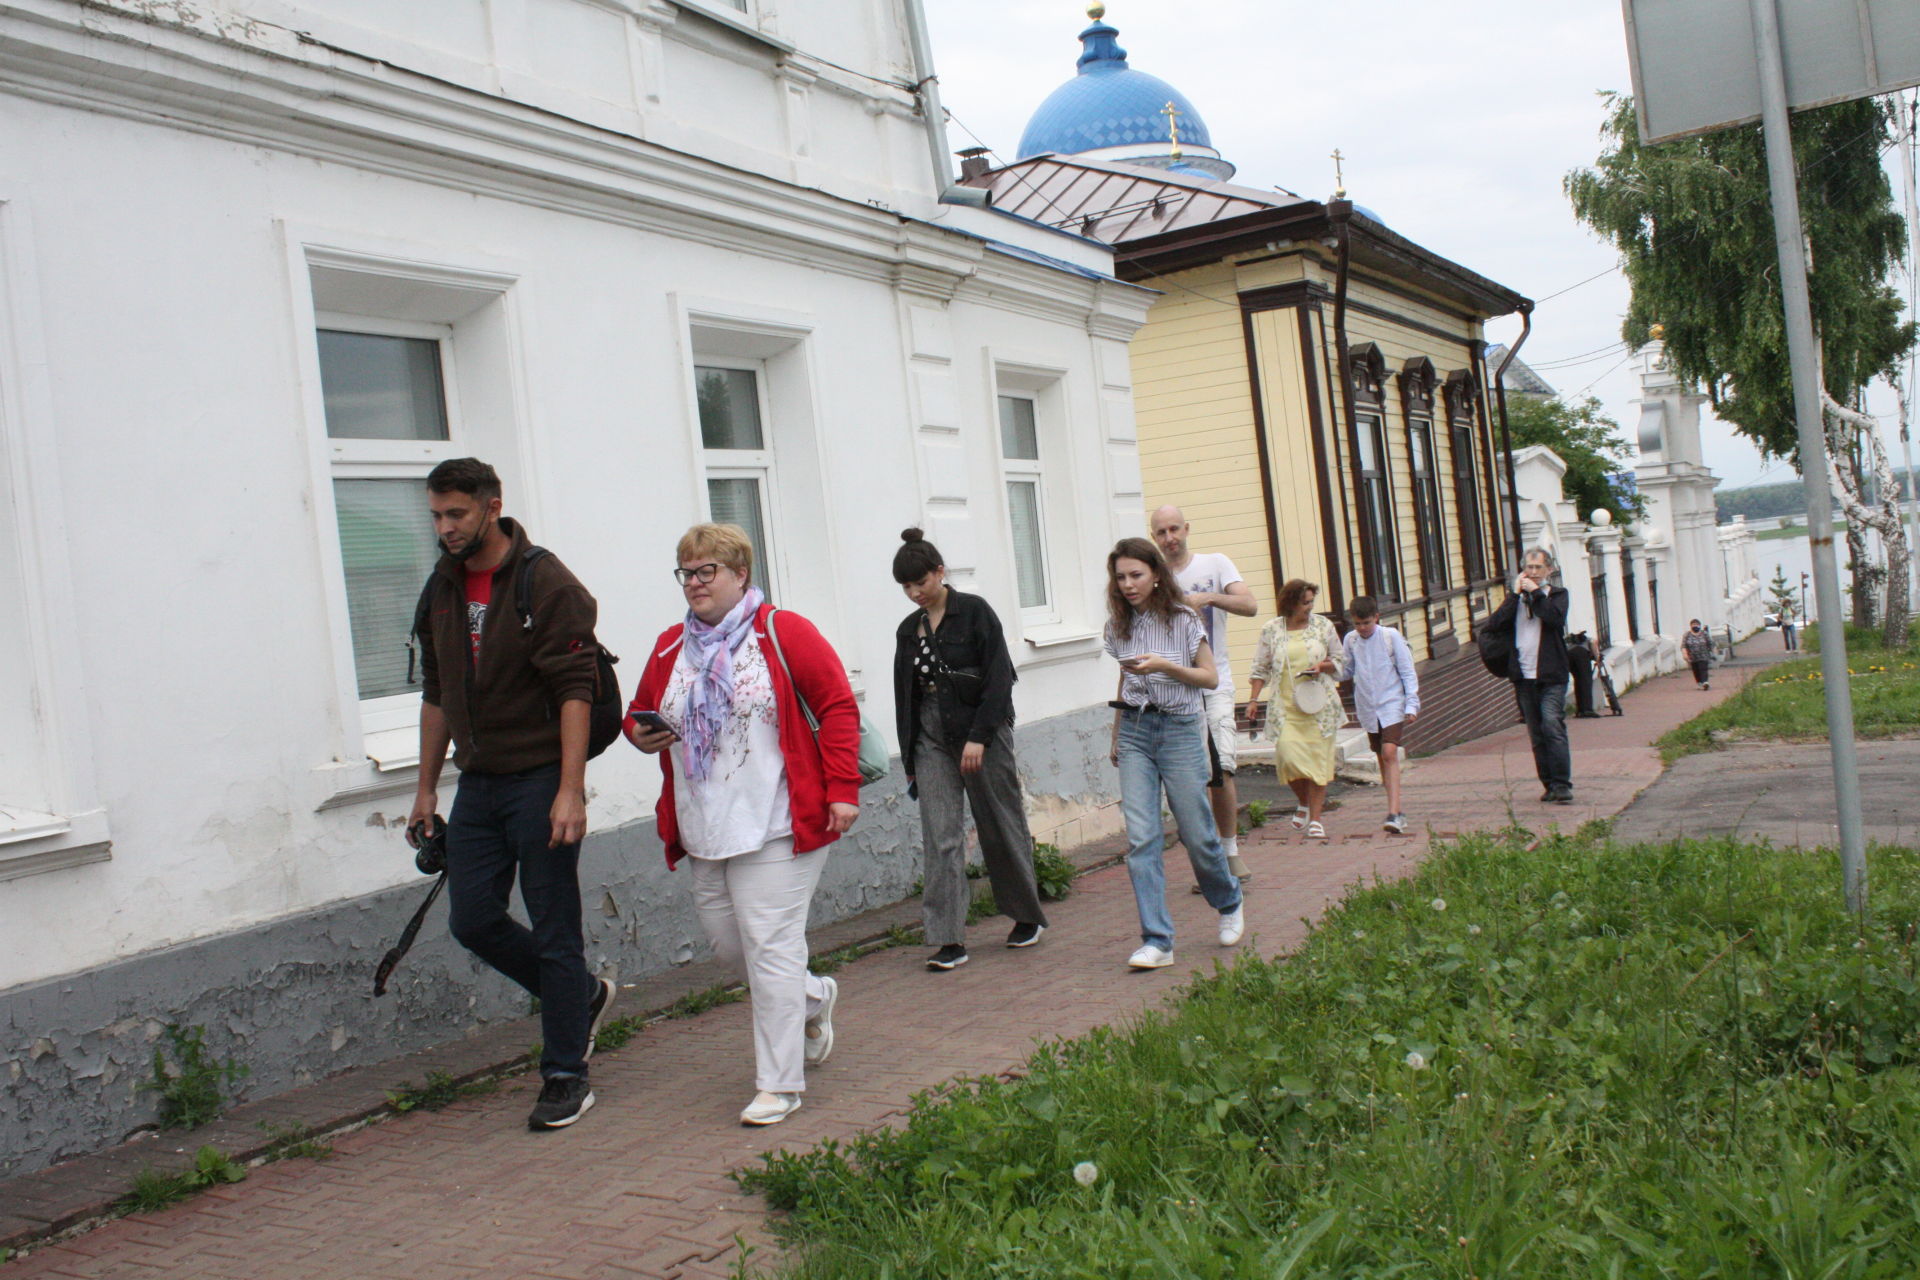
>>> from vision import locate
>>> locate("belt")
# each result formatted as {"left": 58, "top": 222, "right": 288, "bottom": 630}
{"left": 1109, "top": 700, "right": 1172, "bottom": 716}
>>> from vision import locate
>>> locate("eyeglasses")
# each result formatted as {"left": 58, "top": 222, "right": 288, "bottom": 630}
{"left": 673, "top": 562, "right": 724, "bottom": 587}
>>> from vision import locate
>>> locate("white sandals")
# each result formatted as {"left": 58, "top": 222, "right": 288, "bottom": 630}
{"left": 1306, "top": 820, "right": 1327, "bottom": 840}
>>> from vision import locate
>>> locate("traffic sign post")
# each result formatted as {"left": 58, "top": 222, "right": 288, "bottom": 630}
{"left": 1620, "top": 0, "right": 1920, "bottom": 915}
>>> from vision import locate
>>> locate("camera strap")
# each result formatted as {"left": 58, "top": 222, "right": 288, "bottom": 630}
{"left": 373, "top": 872, "right": 447, "bottom": 997}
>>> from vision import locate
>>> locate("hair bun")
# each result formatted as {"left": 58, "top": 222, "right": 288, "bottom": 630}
{"left": 901, "top": 527, "right": 926, "bottom": 544}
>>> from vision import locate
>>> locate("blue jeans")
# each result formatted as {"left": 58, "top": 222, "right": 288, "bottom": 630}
{"left": 1116, "top": 709, "right": 1241, "bottom": 950}
{"left": 1514, "top": 679, "right": 1573, "bottom": 795}
{"left": 447, "top": 763, "right": 593, "bottom": 1079}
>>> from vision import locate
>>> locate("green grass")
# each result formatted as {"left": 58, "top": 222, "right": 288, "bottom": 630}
{"left": 116, "top": 1146, "right": 246, "bottom": 1214}
{"left": 735, "top": 832, "right": 1920, "bottom": 1279}
{"left": 1755, "top": 519, "right": 1844, "bottom": 541}
{"left": 1658, "top": 621, "right": 1920, "bottom": 760}
{"left": 384, "top": 1070, "right": 496, "bottom": 1114}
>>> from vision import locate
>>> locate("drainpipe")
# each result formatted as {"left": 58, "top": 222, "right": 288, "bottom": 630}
{"left": 1328, "top": 198, "right": 1363, "bottom": 597}
{"left": 900, "top": 0, "right": 990, "bottom": 209}
{"left": 1492, "top": 301, "right": 1534, "bottom": 572}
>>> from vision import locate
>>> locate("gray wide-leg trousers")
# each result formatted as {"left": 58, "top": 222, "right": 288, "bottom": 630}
{"left": 914, "top": 696, "right": 1048, "bottom": 946}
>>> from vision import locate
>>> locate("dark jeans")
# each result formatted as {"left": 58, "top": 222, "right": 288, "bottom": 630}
{"left": 1513, "top": 679, "right": 1573, "bottom": 795}
{"left": 447, "top": 763, "right": 593, "bottom": 1079}
{"left": 1690, "top": 658, "right": 1711, "bottom": 685}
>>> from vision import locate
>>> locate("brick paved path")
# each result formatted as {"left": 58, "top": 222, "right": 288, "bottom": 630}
{"left": 5, "top": 649, "right": 1781, "bottom": 1279}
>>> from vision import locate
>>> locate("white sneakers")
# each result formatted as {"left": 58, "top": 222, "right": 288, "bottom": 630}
{"left": 803, "top": 975, "right": 837, "bottom": 1065}
{"left": 1218, "top": 907, "right": 1245, "bottom": 947}
{"left": 740, "top": 1091, "right": 803, "bottom": 1126}
{"left": 1128, "top": 945, "right": 1175, "bottom": 969}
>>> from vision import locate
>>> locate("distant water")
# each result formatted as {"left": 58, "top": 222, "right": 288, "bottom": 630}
{"left": 1752, "top": 529, "right": 1871, "bottom": 623}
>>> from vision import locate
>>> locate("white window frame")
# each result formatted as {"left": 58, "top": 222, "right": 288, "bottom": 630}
{"left": 692, "top": 356, "right": 782, "bottom": 602}
{"left": 285, "top": 230, "right": 528, "bottom": 808}
{"left": 0, "top": 188, "right": 111, "bottom": 879}
{"left": 989, "top": 361, "right": 1074, "bottom": 634}
{"left": 316, "top": 313, "right": 466, "bottom": 740}
{"left": 996, "top": 392, "right": 1054, "bottom": 624}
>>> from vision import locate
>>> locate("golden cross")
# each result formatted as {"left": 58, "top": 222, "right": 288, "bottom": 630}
{"left": 1331, "top": 147, "right": 1347, "bottom": 199}
{"left": 1162, "top": 101, "right": 1183, "bottom": 160}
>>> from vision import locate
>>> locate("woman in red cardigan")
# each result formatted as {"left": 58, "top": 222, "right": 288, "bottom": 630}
{"left": 626, "top": 523, "right": 862, "bottom": 1127}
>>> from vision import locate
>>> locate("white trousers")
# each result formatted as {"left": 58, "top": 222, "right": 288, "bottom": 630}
{"left": 688, "top": 837, "right": 829, "bottom": 1093}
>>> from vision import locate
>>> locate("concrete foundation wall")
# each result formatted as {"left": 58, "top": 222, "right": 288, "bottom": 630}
{"left": 0, "top": 704, "right": 1119, "bottom": 1179}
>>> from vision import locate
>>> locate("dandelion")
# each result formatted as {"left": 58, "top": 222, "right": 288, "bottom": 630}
{"left": 1405, "top": 1050, "right": 1428, "bottom": 1070}
{"left": 1352, "top": 929, "right": 1366, "bottom": 941}
{"left": 1468, "top": 924, "right": 1482, "bottom": 935}
{"left": 1431, "top": 897, "right": 1447, "bottom": 912}
{"left": 1072, "top": 1161, "right": 1099, "bottom": 1187}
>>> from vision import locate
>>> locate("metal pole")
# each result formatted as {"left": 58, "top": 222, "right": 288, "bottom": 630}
{"left": 1900, "top": 92, "right": 1920, "bottom": 601}
{"left": 1750, "top": 0, "right": 1868, "bottom": 915}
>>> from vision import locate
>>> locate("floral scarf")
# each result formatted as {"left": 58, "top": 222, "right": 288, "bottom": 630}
{"left": 679, "top": 587, "right": 764, "bottom": 782}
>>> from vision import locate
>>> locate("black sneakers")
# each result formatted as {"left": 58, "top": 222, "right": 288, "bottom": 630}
{"left": 926, "top": 944, "right": 969, "bottom": 970}
{"left": 585, "top": 977, "right": 616, "bottom": 1060}
{"left": 1006, "top": 923, "right": 1046, "bottom": 948}
{"left": 528, "top": 1075, "right": 594, "bottom": 1130}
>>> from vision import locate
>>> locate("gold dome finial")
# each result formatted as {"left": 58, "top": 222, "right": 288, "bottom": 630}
{"left": 1088, "top": 2, "right": 1106, "bottom": 18}
{"left": 1649, "top": 322, "right": 1666, "bottom": 342}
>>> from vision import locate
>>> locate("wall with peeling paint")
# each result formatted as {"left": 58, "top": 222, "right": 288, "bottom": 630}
{"left": 0, "top": 704, "right": 1117, "bottom": 1178}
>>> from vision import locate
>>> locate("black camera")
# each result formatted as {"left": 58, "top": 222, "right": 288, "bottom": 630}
{"left": 407, "top": 815, "right": 448, "bottom": 876}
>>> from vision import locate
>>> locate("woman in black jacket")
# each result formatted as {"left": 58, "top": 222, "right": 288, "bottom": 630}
{"left": 892, "top": 529, "right": 1049, "bottom": 971}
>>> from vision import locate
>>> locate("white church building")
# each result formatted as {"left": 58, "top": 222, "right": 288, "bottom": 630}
{"left": 0, "top": 0, "right": 1155, "bottom": 1174}
{"left": 1510, "top": 332, "right": 1763, "bottom": 692}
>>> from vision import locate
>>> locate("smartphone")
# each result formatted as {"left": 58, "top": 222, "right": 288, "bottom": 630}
{"left": 1122, "top": 655, "right": 1151, "bottom": 670}
{"left": 631, "top": 709, "right": 675, "bottom": 736}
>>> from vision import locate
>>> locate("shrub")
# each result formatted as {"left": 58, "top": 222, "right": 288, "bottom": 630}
{"left": 139, "top": 1023, "right": 248, "bottom": 1130}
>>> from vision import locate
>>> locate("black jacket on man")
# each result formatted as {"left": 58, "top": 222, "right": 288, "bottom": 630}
{"left": 1487, "top": 583, "right": 1571, "bottom": 684}
{"left": 892, "top": 588, "right": 1017, "bottom": 778}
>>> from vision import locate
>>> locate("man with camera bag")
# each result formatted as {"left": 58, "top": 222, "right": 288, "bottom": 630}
{"left": 1485, "top": 547, "right": 1574, "bottom": 805}
{"left": 408, "top": 457, "right": 615, "bottom": 1131}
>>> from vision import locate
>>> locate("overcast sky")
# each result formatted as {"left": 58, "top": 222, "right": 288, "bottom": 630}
{"left": 924, "top": 0, "right": 1917, "bottom": 495}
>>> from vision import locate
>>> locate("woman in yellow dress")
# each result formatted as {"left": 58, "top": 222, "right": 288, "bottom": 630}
{"left": 1247, "top": 579, "right": 1346, "bottom": 839}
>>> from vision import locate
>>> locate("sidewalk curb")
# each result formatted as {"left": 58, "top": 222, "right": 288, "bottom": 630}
{"left": 0, "top": 823, "right": 1138, "bottom": 1257}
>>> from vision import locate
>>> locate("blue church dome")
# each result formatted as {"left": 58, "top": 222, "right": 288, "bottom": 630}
{"left": 1016, "top": 7, "right": 1235, "bottom": 181}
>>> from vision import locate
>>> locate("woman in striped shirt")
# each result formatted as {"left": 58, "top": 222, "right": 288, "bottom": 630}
{"left": 1103, "top": 537, "right": 1245, "bottom": 971}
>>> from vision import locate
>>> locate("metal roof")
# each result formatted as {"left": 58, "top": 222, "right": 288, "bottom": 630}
{"left": 965, "top": 155, "right": 1308, "bottom": 245}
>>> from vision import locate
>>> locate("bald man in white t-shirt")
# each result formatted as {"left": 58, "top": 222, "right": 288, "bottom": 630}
{"left": 1151, "top": 504, "right": 1258, "bottom": 882}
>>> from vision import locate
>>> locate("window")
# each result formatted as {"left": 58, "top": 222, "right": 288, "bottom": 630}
{"left": 312, "top": 313, "right": 468, "bottom": 761}
{"left": 998, "top": 394, "right": 1050, "bottom": 612}
{"left": 695, "top": 362, "right": 778, "bottom": 597}
{"left": 1408, "top": 419, "right": 1449, "bottom": 595}
{"left": 317, "top": 326, "right": 458, "bottom": 705}
{"left": 1444, "top": 370, "right": 1489, "bottom": 583}
{"left": 1346, "top": 344, "right": 1399, "bottom": 601}
{"left": 1399, "top": 358, "right": 1446, "bottom": 597}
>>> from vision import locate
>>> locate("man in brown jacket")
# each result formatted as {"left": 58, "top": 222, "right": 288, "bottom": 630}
{"left": 408, "top": 458, "right": 614, "bottom": 1130}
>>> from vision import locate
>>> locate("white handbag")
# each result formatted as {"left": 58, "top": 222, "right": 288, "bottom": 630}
{"left": 1292, "top": 672, "right": 1330, "bottom": 715}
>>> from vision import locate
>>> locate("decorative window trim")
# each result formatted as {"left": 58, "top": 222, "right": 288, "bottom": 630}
{"left": 0, "top": 188, "right": 111, "bottom": 879}
{"left": 1345, "top": 343, "right": 1399, "bottom": 602}
{"left": 1399, "top": 356, "right": 1449, "bottom": 600}
{"left": 1444, "top": 368, "right": 1490, "bottom": 585}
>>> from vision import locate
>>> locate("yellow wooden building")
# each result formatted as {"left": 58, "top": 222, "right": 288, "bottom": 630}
{"left": 970, "top": 6, "right": 1533, "bottom": 751}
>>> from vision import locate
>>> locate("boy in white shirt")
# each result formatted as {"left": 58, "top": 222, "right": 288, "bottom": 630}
{"left": 1342, "top": 596, "right": 1420, "bottom": 834}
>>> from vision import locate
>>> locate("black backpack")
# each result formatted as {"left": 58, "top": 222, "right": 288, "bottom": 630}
{"left": 1475, "top": 616, "right": 1513, "bottom": 680}
{"left": 408, "top": 546, "right": 623, "bottom": 758}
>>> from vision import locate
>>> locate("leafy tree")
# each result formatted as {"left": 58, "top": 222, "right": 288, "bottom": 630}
{"left": 1566, "top": 93, "right": 1914, "bottom": 644}
{"left": 1504, "top": 393, "right": 1642, "bottom": 527}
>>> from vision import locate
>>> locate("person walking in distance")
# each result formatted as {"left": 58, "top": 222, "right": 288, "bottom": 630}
{"left": 1342, "top": 597, "right": 1420, "bottom": 835}
{"left": 1780, "top": 601, "right": 1799, "bottom": 652}
{"left": 1486, "top": 547, "right": 1574, "bottom": 804}
{"left": 1149, "top": 506, "right": 1258, "bottom": 887}
{"left": 408, "top": 458, "right": 616, "bottom": 1131}
{"left": 1103, "top": 538, "right": 1244, "bottom": 971}
{"left": 1682, "top": 619, "right": 1714, "bottom": 690}
{"left": 892, "top": 529, "right": 1049, "bottom": 972}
